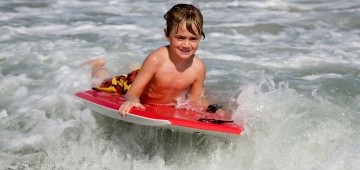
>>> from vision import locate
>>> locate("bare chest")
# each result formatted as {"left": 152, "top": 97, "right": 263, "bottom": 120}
{"left": 153, "top": 70, "right": 195, "bottom": 90}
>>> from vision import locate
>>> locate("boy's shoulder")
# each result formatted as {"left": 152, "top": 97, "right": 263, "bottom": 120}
{"left": 143, "top": 46, "right": 168, "bottom": 66}
{"left": 152, "top": 46, "right": 168, "bottom": 56}
{"left": 193, "top": 55, "right": 206, "bottom": 70}
{"left": 147, "top": 46, "right": 168, "bottom": 59}
{"left": 146, "top": 46, "right": 171, "bottom": 64}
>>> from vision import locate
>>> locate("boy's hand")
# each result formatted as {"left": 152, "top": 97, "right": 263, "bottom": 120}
{"left": 216, "top": 108, "right": 231, "bottom": 116}
{"left": 119, "top": 101, "right": 145, "bottom": 117}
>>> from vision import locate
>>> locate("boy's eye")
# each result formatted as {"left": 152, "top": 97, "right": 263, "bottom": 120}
{"left": 174, "top": 35, "right": 200, "bottom": 41}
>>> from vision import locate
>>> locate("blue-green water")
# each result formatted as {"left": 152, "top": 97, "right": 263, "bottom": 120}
{"left": 1, "top": 0, "right": 359, "bottom": 169}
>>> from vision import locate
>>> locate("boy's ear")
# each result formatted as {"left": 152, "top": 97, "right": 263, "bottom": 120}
{"left": 164, "top": 28, "right": 169, "bottom": 39}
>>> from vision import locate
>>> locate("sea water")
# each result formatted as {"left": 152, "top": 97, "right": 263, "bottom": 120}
{"left": 0, "top": 0, "right": 359, "bottom": 169}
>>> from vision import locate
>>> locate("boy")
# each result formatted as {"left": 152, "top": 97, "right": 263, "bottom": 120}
{"left": 85, "top": 4, "right": 221, "bottom": 117}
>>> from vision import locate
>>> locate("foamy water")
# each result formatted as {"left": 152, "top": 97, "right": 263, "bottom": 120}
{"left": 1, "top": 0, "right": 359, "bottom": 169}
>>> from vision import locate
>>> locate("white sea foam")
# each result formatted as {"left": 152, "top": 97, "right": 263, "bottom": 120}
{"left": 0, "top": 110, "right": 7, "bottom": 118}
{"left": 232, "top": 73, "right": 357, "bottom": 169}
{"left": 302, "top": 73, "right": 344, "bottom": 81}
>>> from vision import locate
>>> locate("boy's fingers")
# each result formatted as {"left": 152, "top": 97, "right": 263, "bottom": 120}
{"left": 118, "top": 102, "right": 145, "bottom": 117}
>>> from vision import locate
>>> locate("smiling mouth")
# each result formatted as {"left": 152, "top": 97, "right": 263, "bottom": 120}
{"left": 180, "top": 48, "right": 191, "bottom": 53}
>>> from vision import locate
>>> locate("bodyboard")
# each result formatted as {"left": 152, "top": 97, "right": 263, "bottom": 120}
{"left": 75, "top": 90, "right": 244, "bottom": 137}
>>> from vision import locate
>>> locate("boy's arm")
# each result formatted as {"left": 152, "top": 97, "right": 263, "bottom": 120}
{"left": 118, "top": 53, "right": 159, "bottom": 116}
{"left": 188, "top": 59, "right": 208, "bottom": 108}
{"left": 188, "top": 59, "right": 230, "bottom": 115}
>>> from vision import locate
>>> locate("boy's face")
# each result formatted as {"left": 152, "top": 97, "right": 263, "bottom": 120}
{"left": 166, "top": 22, "right": 201, "bottom": 60}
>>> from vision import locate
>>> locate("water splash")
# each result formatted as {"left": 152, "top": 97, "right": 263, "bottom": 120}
{"left": 232, "top": 72, "right": 359, "bottom": 169}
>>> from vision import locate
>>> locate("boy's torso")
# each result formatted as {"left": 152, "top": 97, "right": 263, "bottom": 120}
{"left": 140, "top": 47, "right": 202, "bottom": 104}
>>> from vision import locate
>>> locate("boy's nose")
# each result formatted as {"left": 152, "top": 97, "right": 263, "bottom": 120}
{"left": 182, "top": 40, "right": 190, "bottom": 48}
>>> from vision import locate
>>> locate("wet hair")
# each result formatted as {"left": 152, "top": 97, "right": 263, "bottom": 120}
{"left": 164, "top": 4, "right": 205, "bottom": 39}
